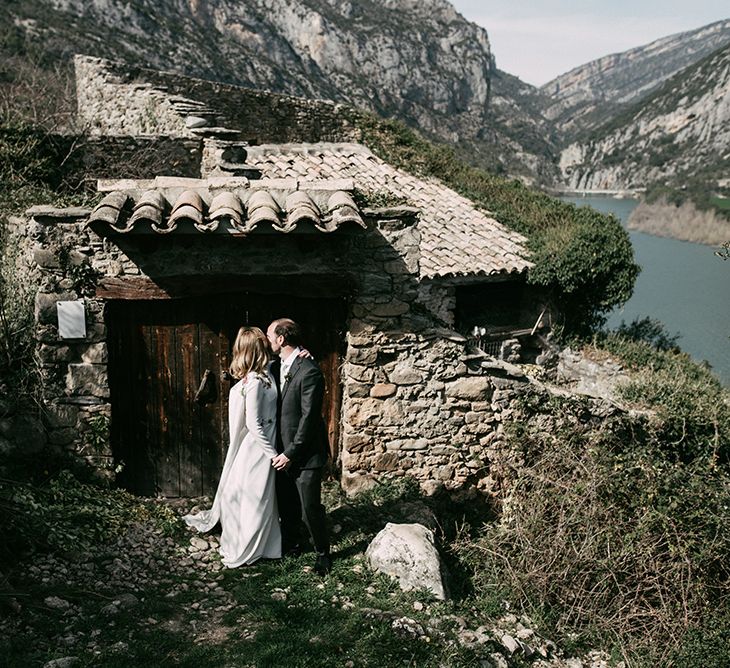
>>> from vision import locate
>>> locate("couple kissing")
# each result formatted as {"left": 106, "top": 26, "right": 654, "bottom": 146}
{"left": 184, "top": 318, "right": 331, "bottom": 576}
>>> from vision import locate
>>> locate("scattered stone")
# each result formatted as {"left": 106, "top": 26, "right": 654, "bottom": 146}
{"left": 43, "top": 658, "right": 78, "bottom": 668}
{"left": 100, "top": 603, "right": 119, "bottom": 616}
{"left": 190, "top": 537, "right": 208, "bottom": 551}
{"left": 392, "top": 616, "right": 425, "bottom": 638}
{"left": 501, "top": 633, "right": 519, "bottom": 654}
{"left": 488, "top": 654, "right": 509, "bottom": 668}
{"left": 115, "top": 593, "right": 140, "bottom": 609}
{"left": 44, "top": 596, "right": 71, "bottom": 610}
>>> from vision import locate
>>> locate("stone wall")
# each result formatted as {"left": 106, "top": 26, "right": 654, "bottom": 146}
{"left": 76, "top": 57, "right": 191, "bottom": 138}
{"left": 20, "top": 200, "right": 567, "bottom": 496}
{"left": 24, "top": 211, "right": 114, "bottom": 474}
{"left": 79, "top": 137, "right": 202, "bottom": 180}
{"left": 76, "top": 56, "right": 362, "bottom": 147}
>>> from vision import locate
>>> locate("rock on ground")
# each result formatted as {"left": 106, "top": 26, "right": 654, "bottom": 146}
{"left": 365, "top": 522, "right": 447, "bottom": 600}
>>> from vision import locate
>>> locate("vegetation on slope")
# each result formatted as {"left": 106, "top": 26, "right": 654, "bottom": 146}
{"left": 350, "top": 113, "right": 639, "bottom": 335}
{"left": 458, "top": 325, "right": 730, "bottom": 666}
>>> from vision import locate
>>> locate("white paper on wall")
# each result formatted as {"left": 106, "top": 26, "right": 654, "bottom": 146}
{"left": 57, "top": 301, "right": 87, "bottom": 339}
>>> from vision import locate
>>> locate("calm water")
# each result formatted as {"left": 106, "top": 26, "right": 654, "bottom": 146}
{"left": 561, "top": 196, "right": 730, "bottom": 386}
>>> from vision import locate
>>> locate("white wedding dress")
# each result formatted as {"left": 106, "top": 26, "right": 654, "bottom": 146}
{"left": 183, "top": 371, "right": 282, "bottom": 567}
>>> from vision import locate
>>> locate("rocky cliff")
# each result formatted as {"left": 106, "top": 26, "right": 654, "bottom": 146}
{"left": 541, "top": 19, "right": 730, "bottom": 142}
{"left": 559, "top": 43, "right": 730, "bottom": 192}
{"left": 1, "top": 0, "right": 556, "bottom": 181}
{"left": 4, "top": 1, "right": 727, "bottom": 192}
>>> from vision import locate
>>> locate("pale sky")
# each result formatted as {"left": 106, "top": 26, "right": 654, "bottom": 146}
{"left": 450, "top": 1, "right": 730, "bottom": 86}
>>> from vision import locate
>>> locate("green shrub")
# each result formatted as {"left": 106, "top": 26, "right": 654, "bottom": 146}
{"left": 670, "top": 608, "right": 730, "bottom": 668}
{"left": 597, "top": 332, "right": 729, "bottom": 464}
{"left": 610, "top": 316, "right": 681, "bottom": 352}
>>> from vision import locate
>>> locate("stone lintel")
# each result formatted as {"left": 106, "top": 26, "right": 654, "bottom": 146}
{"left": 26, "top": 206, "right": 92, "bottom": 221}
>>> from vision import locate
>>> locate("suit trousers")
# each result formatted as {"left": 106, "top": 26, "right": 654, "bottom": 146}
{"left": 276, "top": 467, "right": 329, "bottom": 556}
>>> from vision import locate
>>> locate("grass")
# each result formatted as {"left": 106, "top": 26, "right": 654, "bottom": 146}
{"left": 1, "top": 473, "right": 505, "bottom": 668}
{"left": 710, "top": 196, "right": 730, "bottom": 211}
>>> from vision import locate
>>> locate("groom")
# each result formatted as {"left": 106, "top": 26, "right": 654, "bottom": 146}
{"left": 267, "top": 318, "right": 331, "bottom": 575}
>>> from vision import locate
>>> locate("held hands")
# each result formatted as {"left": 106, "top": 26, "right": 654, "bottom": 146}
{"left": 272, "top": 453, "right": 291, "bottom": 471}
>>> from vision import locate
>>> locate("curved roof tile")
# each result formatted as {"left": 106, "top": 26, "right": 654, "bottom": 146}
{"left": 208, "top": 191, "right": 244, "bottom": 232}
{"left": 321, "top": 191, "right": 366, "bottom": 232}
{"left": 129, "top": 190, "right": 167, "bottom": 233}
{"left": 168, "top": 190, "right": 204, "bottom": 231}
{"left": 90, "top": 192, "right": 129, "bottom": 227}
{"left": 281, "top": 191, "right": 319, "bottom": 232}
{"left": 246, "top": 190, "right": 280, "bottom": 231}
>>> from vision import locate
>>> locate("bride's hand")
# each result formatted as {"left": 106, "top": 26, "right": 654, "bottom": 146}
{"left": 298, "top": 348, "right": 314, "bottom": 360}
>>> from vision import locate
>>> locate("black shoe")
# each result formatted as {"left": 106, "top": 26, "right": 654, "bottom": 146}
{"left": 314, "top": 553, "right": 332, "bottom": 576}
{"left": 283, "top": 543, "right": 303, "bottom": 558}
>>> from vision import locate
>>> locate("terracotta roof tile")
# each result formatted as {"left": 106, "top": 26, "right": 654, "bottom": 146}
{"left": 245, "top": 143, "right": 531, "bottom": 279}
{"left": 88, "top": 178, "right": 366, "bottom": 235}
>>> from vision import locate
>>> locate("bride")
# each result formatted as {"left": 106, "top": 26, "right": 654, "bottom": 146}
{"left": 183, "top": 326, "right": 281, "bottom": 567}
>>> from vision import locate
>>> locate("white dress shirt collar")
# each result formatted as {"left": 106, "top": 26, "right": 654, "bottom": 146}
{"left": 281, "top": 347, "right": 301, "bottom": 370}
{"left": 280, "top": 347, "right": 301, "bottom": 386}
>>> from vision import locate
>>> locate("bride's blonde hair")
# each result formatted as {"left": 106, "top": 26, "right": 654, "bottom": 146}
{"left": 229, "top": 326, "right": 270, "bottom": 379}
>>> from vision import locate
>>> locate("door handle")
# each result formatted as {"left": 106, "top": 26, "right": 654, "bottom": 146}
{"left": 194, "top": 369, "right": 214, "bottom": 405}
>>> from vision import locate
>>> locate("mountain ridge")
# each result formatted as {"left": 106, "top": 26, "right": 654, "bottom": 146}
{"left": 540, "top": 18, "right": 730, "bottom": 142}
{"left": 559, "top": 41, "right": 730, "bottom": 194}
{"left": 1, "top": 0, "right": 559, "bottom": 182}
{"left": 1, "top": 1, "right": 728, "bottom": 194}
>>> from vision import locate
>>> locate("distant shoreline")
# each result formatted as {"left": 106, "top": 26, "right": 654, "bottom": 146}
{"left": 627, "top": 199, "right": 730, "bottom": 247}
{"left": 552, "top": 189, "right": 730, "bottom": 247}
{"left": 548, "top": 187, "right": 643, "bottom": 199}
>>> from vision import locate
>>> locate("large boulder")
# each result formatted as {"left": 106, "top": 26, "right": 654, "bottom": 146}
{"left": 365, "top": 522, "right": 447, "bottom": 600}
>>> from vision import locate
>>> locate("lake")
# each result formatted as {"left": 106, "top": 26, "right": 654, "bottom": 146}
{"left": 561, "top": 196, "right": 730, "bottom": 386}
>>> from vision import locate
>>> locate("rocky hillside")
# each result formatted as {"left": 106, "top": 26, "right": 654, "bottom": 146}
{"left": 559, "top": 42, "right": 730, "bottom": 192}
{"left": 3, "top": 1, "right": 726, "bottom": 191}
{"left": 541, "top": 19, "right": 730, "bottom": 141}
{"left": 1, "top": 0, "right": 556, "bottom": 182}
{"left": 486, "top": 68, "right": 559, "bottom": 183}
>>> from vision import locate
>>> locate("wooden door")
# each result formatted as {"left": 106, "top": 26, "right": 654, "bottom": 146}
{"left": 107, "top": 293, "right": 345, "bottom": 497}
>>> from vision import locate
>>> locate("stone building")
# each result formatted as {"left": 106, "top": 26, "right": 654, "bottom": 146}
{"left": 13, "top": 56, "right": 551, "bottom": 497}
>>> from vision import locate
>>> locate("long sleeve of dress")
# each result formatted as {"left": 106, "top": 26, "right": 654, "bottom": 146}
{"left": 245, "top": 377, "right": 278, "bottom": 459}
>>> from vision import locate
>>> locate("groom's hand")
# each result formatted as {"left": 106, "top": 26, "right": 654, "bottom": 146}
{"left": 272, "top": 453, "right": 290, "bottom": 470}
